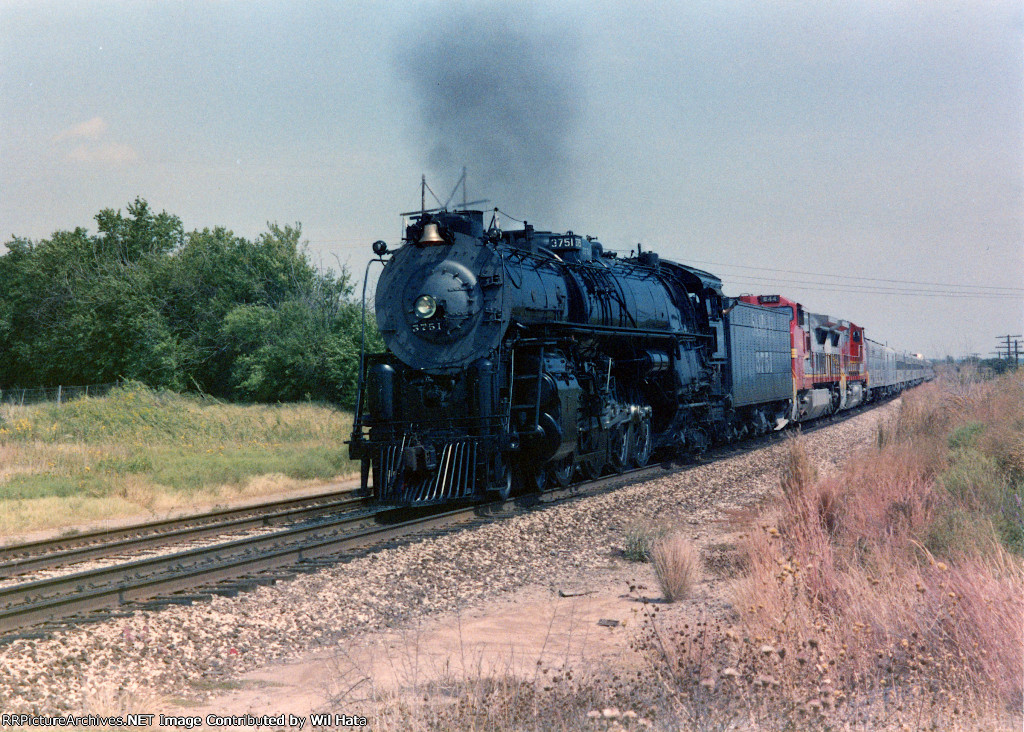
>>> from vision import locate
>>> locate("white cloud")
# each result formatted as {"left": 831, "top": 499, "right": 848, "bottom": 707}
{"left": 66, "top": 142, "right": 139, "bottom": 164}
{"left": 53, "top": 116, "right": 109, "bottom": 142}
{"left": 52, "top": 117, "right": 138, "bottom": 165}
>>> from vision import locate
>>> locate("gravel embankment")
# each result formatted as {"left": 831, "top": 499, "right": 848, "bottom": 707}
{"left": 0, "top": 401, "right": 897, "bottom": 713}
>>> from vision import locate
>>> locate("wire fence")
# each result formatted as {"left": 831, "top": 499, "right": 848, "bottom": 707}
{"left": 0, "top": 381, "right": 123, "bottom": 406}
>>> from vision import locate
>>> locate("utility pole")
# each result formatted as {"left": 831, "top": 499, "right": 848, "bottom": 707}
{"left": 994, "top": 334, "right": 1022, "bottom": 370}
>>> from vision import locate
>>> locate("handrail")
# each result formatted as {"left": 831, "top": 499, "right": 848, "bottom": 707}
{"left": 353, "top": 254, "right": 387, "bottom": 430}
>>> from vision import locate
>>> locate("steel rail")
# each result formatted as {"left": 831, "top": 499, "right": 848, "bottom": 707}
{"left": 0, "top": 503, "right": 483, "bottom": 637}
{"left": 0, "top": 493, "right": 370, "bottom": 579}
{"left": 0, "top": 488, "right": 361, "bottom": 562}
{"left": 0, "top": 503, "right": 390, "bottom": 625}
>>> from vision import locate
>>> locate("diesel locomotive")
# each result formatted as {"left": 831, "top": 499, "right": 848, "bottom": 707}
{"left": 348, "top": 207, "right": 932, "bottom": 504}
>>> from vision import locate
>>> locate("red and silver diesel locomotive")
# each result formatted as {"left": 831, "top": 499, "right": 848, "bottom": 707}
{"left": 349, "top": 208, "right": 932, "bottom": 504}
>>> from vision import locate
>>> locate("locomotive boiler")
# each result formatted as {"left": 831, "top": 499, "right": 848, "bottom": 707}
{"left": 348, "top": 206, "right": 932, "bottom": 505}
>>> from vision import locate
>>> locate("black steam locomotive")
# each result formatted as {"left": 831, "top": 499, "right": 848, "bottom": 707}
{"left": 349, "top": 207, "right": 930, "bottom": 504}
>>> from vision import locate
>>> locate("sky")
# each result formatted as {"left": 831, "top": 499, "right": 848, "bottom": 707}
{"left": 1, "top": 0, "right": 1021, "bottom": 359}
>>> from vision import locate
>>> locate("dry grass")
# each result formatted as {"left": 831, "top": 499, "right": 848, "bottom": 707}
{"left": 650, "top": 533, "right": 700, "bottom": 603}
{"left": 0, "top": 383, "right": 359, "bottom": 537}
{"left": 779, "top": 432, "right": 818, "bottom": 499}
{"left": 725, "top": 372, "right": 1024, "bottom": 726}
{"left": 78, "top": 678, "right": 169, "bottom": 723}
{"left": 623, "top": 373, "right": 1022, "bottom": 728}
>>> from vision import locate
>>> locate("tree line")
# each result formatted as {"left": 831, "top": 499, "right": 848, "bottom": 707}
{"left": 0, "top": 198, "right": 378, "bottom": 406}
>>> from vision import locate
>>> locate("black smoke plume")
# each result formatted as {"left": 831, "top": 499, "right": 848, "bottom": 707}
{"left": 396, "top": 5, "right": 581, "bottom": 227}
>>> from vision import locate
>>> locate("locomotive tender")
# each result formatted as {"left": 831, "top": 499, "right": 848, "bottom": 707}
{"left": 349, "top": 208, "right": 932, "bottom": 504}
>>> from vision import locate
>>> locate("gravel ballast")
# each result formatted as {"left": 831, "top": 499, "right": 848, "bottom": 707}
{"left": 0, "top": 401, "right": 898, "bottom": 713}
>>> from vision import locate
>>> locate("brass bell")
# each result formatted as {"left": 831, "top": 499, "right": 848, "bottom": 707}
{"left": 419, "top": 222, "right": 444, "bottom": 244}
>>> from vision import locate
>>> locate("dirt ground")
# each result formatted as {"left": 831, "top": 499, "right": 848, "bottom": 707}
{"left": 180, "top": 536, "right": 735, "bottom": 724}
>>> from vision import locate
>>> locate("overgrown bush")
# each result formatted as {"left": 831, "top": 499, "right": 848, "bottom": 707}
{"left": 0, "top": 199, "right": 375, "bottom": 406}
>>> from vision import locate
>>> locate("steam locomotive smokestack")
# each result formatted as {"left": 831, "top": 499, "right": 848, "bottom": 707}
{"left": 395, "top": 6, "right": 581, "bottom": 225}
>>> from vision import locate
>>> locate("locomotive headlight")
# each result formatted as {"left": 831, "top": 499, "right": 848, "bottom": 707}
{"left": 413, "top": 294, "right": 437, "bottom": 319}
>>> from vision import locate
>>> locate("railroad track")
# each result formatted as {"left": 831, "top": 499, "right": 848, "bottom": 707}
{"left": 0, "top": 488, "right": 368, "bottom": 579}
{"left": 0, "top": 501, "right": 436, "bottom": 639}
{"left": 0, "top": 463, "right": 673, "bottom": 642}
{"left": 0, "top": 396, "right": 896, "bottom": 642}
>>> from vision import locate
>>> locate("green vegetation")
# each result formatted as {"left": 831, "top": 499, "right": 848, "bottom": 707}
{"left": 936, "top": 429, "right": 1024, "bottom": 555}
{"left": 621, "top": 523, "right": 664, "bottom": 562}
{"left": 947, "top": 420, "right": 986, "bottom": 451}
{"left": 0, "top": 383, "right": 357, "bottom": 535}
{"left": 0, "top": 198, "right": 380, "bottom": 406}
